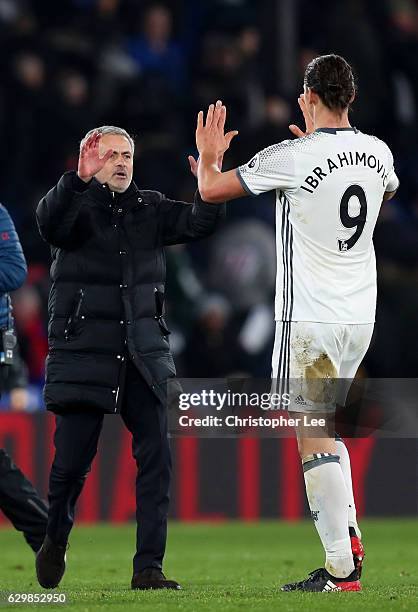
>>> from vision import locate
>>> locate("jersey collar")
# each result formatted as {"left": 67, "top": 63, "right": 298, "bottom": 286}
{"left": 315, "top": 127, "right": 359, "bottom": 134}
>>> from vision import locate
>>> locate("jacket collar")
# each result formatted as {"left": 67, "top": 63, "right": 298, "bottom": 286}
{"left": 89, "top": 178, "right": 142, "bottom": 208}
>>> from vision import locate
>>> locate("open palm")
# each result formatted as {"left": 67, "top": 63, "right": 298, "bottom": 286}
{"left": 188, "top": 101, "right": 238, "bottom": 178}
{"left": 196, "top": 101, "right": 238, "bottom": 158}
{"left": 78, "top": 131, "right": 113, "bottom": 182}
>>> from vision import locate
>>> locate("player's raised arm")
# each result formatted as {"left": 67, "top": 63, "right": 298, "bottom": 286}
{"left": 193, "top": 100, "right": 244, "bottom": 203}
{"left": 194, "top": 99, "right": 302, "bottom": 204}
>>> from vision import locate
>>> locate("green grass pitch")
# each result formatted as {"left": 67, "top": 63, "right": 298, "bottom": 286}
{"left": 0, "top": 520, "right": 417, "bottom": 611}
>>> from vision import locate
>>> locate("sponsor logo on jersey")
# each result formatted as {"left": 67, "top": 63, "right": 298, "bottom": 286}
{"left": 311, "top": 510, "right": 319, "bottom": 522}
{"left": 294, "top": 395, "right": 307, "bottom": 406}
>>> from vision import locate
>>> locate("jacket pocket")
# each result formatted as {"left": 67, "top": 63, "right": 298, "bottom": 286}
{"left": 154, "top": 287, "right": 170, "bottom": 336}
{"left": 64, "top": 289, "right": 84, "bottom": 341}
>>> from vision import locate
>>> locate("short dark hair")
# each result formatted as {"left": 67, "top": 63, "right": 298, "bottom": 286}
{"left": 304, "top": 54, "right": 356, "bottom": 113}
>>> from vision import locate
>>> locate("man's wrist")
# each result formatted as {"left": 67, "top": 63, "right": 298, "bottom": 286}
{"left": 200, "top": 151, "right": 220, "bottom": 166}
{"left": 68, "top": 171, "right": 93, "bottom": 193}
{"left": 77, "top": 172, "right": 93, "bottom": 183}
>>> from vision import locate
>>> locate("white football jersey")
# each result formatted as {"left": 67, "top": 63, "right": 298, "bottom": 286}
{"left": 237, "top": 128, "right": 399, "bottom": 324}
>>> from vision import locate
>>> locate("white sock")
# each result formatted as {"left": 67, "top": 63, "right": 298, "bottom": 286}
{"left": 335, "top": 438, "right": 361, "bottom": 538}
{"left": 303, "top": 453, "right": 355, "bottom": 578}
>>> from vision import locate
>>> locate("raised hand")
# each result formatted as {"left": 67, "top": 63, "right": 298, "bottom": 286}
{"left": 77, "top": 131, "right": 113, "bottom": 183}
{"left": 289, "top": 94, "right": 315, "bottom": 138}
{"left": 195, "top": 100, "right": 239, "bottom": 160}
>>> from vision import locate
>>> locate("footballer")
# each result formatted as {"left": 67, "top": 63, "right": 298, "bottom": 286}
{"left": 190, "top": 54, "right": 399, "bottom": 592}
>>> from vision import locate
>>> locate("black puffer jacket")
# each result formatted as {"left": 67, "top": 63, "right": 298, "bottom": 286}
{"left": 36, "top": 171, "right": 224, "bottom": 414}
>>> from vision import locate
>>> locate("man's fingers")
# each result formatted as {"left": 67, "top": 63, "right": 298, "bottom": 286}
{"left": 92, "top": 133, "right": 101, "bottom": 149}
{"left": 218, "top": 105, "right": 226, "bottom": 131}
{"left": 100, "top": 148, "right": 113, "bottom": 162}
{"left": 213, "top": 99, "right": 223, "bottom": 127}
{"left": 205, "top": 103, "right": 215, "bottom": 128}
{"left": 298, "top": 97, "right": 309, "bottom": 119}
{"left": 188, "top": 155, "right": 198, "bottom": 177}
{"left": 197, "top": 111, "right": 203, "bottom": 131}
{"left": 225, "top": 130, "right": 239, "bottom": 147}
{"left": 298, "top": 96, "right": 314, "bottom": 130}
{"left": 298, "top": 96, "right": 308, "bottom": 114}
{"left": 82, "top": 131, "right": 96, "bottom": 152}
{"left": 90, "top": 131, "right": 100, "bottom": 146}
{"left": 289, "top": 124, "right": 305, "bottom": 138}
{"left": 85, "top": 133, "right": 99, "bottom": 154}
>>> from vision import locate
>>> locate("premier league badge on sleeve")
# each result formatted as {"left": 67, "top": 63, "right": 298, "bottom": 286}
{"left": 247, "top": 153, "right": 260, "bottom": 172}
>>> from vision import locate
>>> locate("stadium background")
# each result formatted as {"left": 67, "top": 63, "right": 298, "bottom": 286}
{"left": 0, "top": 0, "right": 417, "bottom": 522}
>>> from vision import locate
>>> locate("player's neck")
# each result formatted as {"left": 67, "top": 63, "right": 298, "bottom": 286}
{"left": 313, "top": 109, "right": 351, "bottom": 131}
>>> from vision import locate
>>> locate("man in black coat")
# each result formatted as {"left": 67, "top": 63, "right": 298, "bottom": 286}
{"left": 35, "top": 123, "right": 226, "bottom": 590}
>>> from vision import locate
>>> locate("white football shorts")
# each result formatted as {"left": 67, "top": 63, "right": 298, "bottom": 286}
{"left": 271, "top": 321, "right": 374, "bottom": 412}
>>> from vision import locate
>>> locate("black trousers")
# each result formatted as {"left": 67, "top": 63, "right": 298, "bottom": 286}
{"left": 0, "top": 449, "right": 48, "bottom": 552}
{"left": 46, "top": 359, "right": 171, "bottom": 573}
{"left": 0, "top": 366, "right": 48, "bottom": 553}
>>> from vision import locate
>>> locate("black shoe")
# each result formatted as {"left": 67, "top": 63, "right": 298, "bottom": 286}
{"left": 35, "top": 535, "right": 67, "bottom": 589}
{"left": 281, "top": 567, "right": 361, "bottom": 592}
{"left": 29, "top": 538, "right": 45, "bottom": 554}
{"left": 131, "top": 568, "right": 181, "bottom": 590}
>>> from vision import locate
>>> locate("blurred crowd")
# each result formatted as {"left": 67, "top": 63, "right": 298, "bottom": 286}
{"left": 2, "top": 0, "right": 418, "bottom": 407}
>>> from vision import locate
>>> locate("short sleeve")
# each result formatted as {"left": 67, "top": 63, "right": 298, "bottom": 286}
{"left": 237, "top": 141, "right": 297, "bottom": 196}
{"left": 385, "top": 148, "right": 399, "bottom": 193}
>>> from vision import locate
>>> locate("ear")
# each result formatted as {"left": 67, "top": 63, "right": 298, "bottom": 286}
{"left": 308, "top": 89, "right": 321, "bottom": 107}
{"left": 349, "top": 91, "right": 356, "bottom": 104}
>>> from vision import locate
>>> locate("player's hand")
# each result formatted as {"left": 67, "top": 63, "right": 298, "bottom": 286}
{"left": 195, "top": 100, "right": 239, "bottom": 160}
{"left": 77, "top": 131, "right": 113, "bottom": 183}
{"left": 188, "top": 153, "right": 224, "bottom": 178}
{"left": 289, "top": 94, "right": 315, "bottom": 138}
